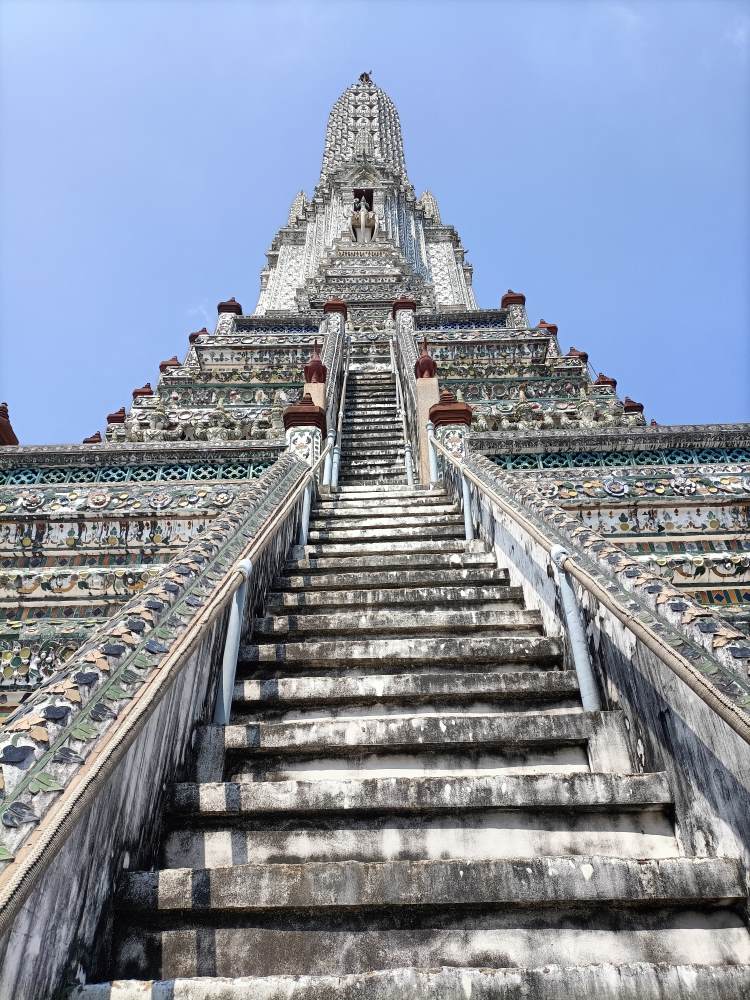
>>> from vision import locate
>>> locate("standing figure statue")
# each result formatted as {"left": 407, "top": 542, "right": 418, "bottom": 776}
{"left": 350, "top": 194, "right": 376, "bottom": 243}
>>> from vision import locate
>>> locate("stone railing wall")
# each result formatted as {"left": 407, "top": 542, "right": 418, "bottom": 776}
{"left": 439, "top": 451, "right": 750, "bottom": 876}
{"left": 0, "top": 453, "right": 308, "bottom": 1000}
{"left": 392, "top": 309, "right": 422, "bottom": 478}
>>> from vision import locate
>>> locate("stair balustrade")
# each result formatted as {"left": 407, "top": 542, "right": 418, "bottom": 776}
{"left": 0, "top": 448, "right": 332, "bottom": 999}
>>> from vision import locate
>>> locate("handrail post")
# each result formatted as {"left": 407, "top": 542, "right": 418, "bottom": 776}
{"left": 322, "top": 430, "right": 335, "bottom": 486}
{"left": 213, "top": 558, "right": 253, "bottom": 725}
{"left": 298, "top": 480, "right": 313, "bottom": 546}
{"left": 426, "top": 420, "right": 439, "bottom": 486}
{"left": 403, "top": 439, "right": 415, "bottom": 487}
{"left": 331, "top": 444, "right": 342, "bottom": 488}
{"left": 550, "top": 545, "right": 602, "bottom": 711}
{"left": 461, "top": 469, "right": 474, "bottom": 541}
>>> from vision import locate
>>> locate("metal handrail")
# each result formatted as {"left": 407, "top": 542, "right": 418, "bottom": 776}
{"left": 327, "top": 336, "right": 351, "bottom": 488}
{"left": 391, "top": 343, "right": 416, "bottom": 486}
{"left": 431, "top": 436, "right": 750, "bottom": 745}
{"left": 391, "top": 335, "right": 420, "bottom": 485}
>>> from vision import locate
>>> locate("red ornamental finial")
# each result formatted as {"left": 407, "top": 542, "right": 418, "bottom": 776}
{"left": 83, "top": 431, "right": 102, "bottom": 444}
{"left": 429, "top": 388, "right": 473, "bottom": 429}
{"left": 594, "top": 372, "right": 617, "bottom": 390}
{"left": 159, "top": 356, "right": 180, "bottom": 373}
{"left": 0, "top": 402, "right": 19, "bottom": 446}
{"left": 537, "top": 319, "right": 559, "bottom": 337}
{"left": 624, "top": 397, "right": 644, "bottom": 414}
{"left": 106, "top": 407, "right": 126, "bottom": 424}
{"left": 414, "top": 338, "right": 438, "bottom": 379}
{"left": 303, "top": 340, "right": 327, "bottom": 384}
{"left": 566, "top": 346, "right": 589, "bottom": 363}
{"left": 218, "top": 297, "right": 242, "bottom": 315}
{"left": 501, "top": 290, "right": 526, "bottom": 308}
{"left": 282, "top": 392, "right": 327, "bottom": 435}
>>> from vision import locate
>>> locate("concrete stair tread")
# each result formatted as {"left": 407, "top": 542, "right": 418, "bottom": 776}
{"left": 213, "top": 709, "right": 622, "bottom": 757}
{"left": 232, "top": 669, "right": 580, "bottom": 709}
{"left": 309, "top": 514, "right": 461, "bottom": 530}
{"left": 284, "top": 554, "right": 500, "bottom": 576}
{"left": 300, "top": 539, "right": 472, "bottom": 557}
{"left": 242, "top": 634, "right": 563, "bottom": 668}
{"left": 170, "top": 771, "right": 672, "bottom": 818}
{"left": 68, "top": 964, "right": 750, "bottom": 1000}
{"left": 278, "top": 566, "right": 506, "bottom": 589}
{"left": 306, "top": 525, "right": 464, "bottom": 543}
{"left": 254, "top": 607, "right": 543, "bottom": 639}
{"left": 335, "top": 484, "right": 441, "bottom": 495}
{"left": 265, "top": 583, "right": 521, "bottom": 610}
{"left": 313, "top": 502, "right": 458, "bottom": 517}
{"left": 119, "top": 856, "right": 745, "bottom": 913}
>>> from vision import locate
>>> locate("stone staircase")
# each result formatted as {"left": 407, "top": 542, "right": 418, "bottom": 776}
{"left": 339, "top": 370, "right": 406, "bottom": 486}
{"left": 73, "top": 381, "right": 750, "bottom": 998}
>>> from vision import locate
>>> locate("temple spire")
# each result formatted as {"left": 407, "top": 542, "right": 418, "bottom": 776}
{"left": 318, "top": 74, "right": 408, "bottom": 184}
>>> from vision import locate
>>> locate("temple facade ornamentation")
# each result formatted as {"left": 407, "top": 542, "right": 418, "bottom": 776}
{"left": 0, "top": 75, "right": 749, "bottom": 1000}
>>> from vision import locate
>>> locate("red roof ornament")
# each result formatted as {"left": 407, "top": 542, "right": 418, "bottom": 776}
{"left": 82, "top": 431, "right": 102, "bottom": 444}
{"left": 159, "top": 356, "right": 180, "bottom": 374}
{"left": 303, "top": 340, "right": 327, "bottom": 384}
{"left": 0, "top": 402, "right": 18, "bottom": 446}
{"left": 623, "top": 397, "right": 644, "bottom": 414}
{"left": 392, "top": 297, "right": 417, "bottom": 318}
{"left": 414, "top": 338, "right": 438, "bottom": 379}
{"left": 132, "top": 383, "right": 153, "bottom": 399}
{"left": 537, "top": 319, "right": 559, "bottom": 337}
{"left": 323, "top": 298, "right": 348, "bottom": 319}
{"left": 218, "top": 297, "right": 242, "bottom": 315}
{"left": 106, "top": 407, "right": 126, "bottom": 424}
{"left": 501, "top": 290, "right": 526, "bottom": 309}
{"left": 429, "top": 388, "right": 473, "bottom": 429}
{"left": 189, "top": 327, "right": 208, "bottom": 344}
{"left": 594, "top": 373, "right": 617, "bottom": 390}
{"left": 566, "top": 346, "right": 589, "bottom": 363}
{"left": 282, "top": 393, "right": 327, "bottom": 435}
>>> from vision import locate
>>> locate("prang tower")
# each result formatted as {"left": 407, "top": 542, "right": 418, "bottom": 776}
{"left": 0, "top": 75, "right": 749, "bottom": 1000}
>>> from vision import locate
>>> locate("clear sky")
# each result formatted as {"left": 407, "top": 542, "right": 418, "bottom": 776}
{"left": 1, "top": 0, "right": 748, "bottom": 445}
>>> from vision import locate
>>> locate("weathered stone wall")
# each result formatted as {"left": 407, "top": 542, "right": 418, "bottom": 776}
{"left": 442, "top": 456, "right": 750, "bottom": 876}
{"left": 0, "top": 455, "right": 308, "bottom": 999}
{"left": 0, "top": 615, "right": 225, "bottom": 1000}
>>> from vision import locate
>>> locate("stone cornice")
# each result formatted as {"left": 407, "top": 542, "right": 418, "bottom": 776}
{"left": 471, "top": 424, "right": 750, "bottom": 456}
{"left": 416, "top": 309, "right": 508, "bottom": 328}
{"left": 0, "top": 441, "right": 285, "bottom": 470}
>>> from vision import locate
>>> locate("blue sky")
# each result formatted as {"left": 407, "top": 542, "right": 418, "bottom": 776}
{"left": 1, "top": 0, "right": 748, "bottom": 445}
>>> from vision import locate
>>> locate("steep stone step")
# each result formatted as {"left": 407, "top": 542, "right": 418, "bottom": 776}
{"left": 299, "top": 539, "right": 471, "bottom": 558}
{"left": 216, "top": 711, "right": 631, "bottom": 769}
{"left": 306, "top": 523, "right": 464, "bottom": 543}
{"left": 308, "top": 513, "right": 461, "bottom": 531}
{"left": 70, "top": 963, "right": 750, "bottom": 1000}
{"left": 120, "top": 855, "right": 743, "bottom": 913}
{"left": 337, "top": 455, "right": 405, "bottom": 469}
{"left": 336, "top": 484, "right": 439, "bottom": 495}
{"left": 313, "top": 501, "right": 458, "bottom": 518}
{"left": 253, "top": 607, "right": 543, "bottom": 640}
{"left": 265, "top": 583, "right": 521, "bottom": 611}
{"left": 170, "top": 770, "right": 672, "bottom": 817}
{"left": 231, "top": 669, "right": 578, "bottom": 713}
{"left": 277, "top": 564, "right": 507, "bottom": 589}
{"left": 316, "top": 493, "right": 449, "bottom": 509}
{"left": 242, "top": 634, "right": 563, "bottom": 670}
{"left": 109, "top": 904, "right": 750, "bottom": 981}
{"left": 160, "top": 802, "right": 678, "bottom": 869}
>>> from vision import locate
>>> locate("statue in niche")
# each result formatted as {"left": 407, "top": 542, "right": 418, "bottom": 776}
{"left": 351, "top": 194, "right": 376, "bottom": 243}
